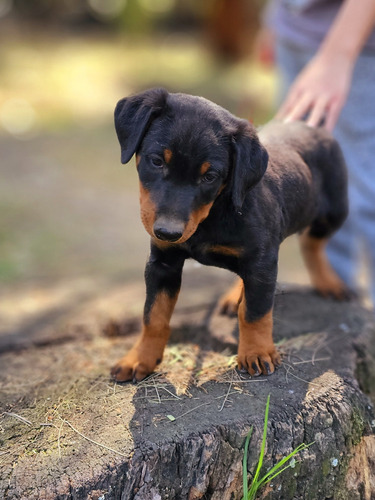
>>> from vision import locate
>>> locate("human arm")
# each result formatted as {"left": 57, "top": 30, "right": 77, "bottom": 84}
{"left": 277, "top": 0, "right": 375, "bottom": 131}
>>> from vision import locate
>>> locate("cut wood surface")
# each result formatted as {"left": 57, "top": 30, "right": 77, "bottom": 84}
{"left": 1, "top": 268, "right": 375, "bottom": 500}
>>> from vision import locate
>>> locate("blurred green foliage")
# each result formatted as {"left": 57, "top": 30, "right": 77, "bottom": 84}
{"left": 0, "top": 0, "right": 278, "bottom": 286}
{"left": 3, "top": 0, "right": 212, "bottom": 33}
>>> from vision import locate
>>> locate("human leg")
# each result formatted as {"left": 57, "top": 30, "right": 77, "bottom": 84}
{"left": 328, "top": 49, "right": 375, "bottom": 304}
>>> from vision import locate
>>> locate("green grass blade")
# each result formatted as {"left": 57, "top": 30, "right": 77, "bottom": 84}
{"left": 248, "top": 394, "right": 270, "bottom": 496}
{"left": 242, "top": 426, "right": 253, "bottom": 500}
{"left": 255, "top": 442, "right": 310, "bottom": 487}
{"left": 260, "top": 462, "right": 296, "bottom": 485}
{"left": 256, "top": 441, "right": 314, "bottom": 490}
{"left": 240, "top": 392, "right": 314, "bottom": 500}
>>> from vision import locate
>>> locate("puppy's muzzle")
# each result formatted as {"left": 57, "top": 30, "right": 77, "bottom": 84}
{"left": 153, "top": 218, "right": 185, "bottom": 242}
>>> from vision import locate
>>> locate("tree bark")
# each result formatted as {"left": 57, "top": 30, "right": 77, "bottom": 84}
{"left": 1, "top": 280, "right": 374, "bottom": 500}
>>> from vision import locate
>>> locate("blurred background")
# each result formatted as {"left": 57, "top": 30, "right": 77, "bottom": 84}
{"left": 0, "top": 0, "right": 308, "bottom": 327}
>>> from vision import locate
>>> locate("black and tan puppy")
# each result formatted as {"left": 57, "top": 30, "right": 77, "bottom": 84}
{"left": 112, "top": 88, "right": 348, "bottom": 382}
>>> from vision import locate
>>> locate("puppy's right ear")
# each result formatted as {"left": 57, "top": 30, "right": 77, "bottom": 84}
{"left": 231, "top": 121, "right": 268, "bottom": 213}
{"left": 114, "top": 87, "right": 168, "bottom": 164}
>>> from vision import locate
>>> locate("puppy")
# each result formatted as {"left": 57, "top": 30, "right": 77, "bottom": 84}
{"left": 111, "top": 88, "right": 348, "bottom": 382}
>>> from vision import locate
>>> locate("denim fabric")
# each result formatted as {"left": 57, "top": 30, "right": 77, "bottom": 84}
{"left": 266, "top": 1, "right": 375, "bottom": 51}
{"left": 276, "top": 40, "right": 375, "bottom": 305}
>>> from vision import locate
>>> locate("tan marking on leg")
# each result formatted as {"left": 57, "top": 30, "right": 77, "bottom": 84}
{"left": 136, "top": 154, "right": 141, "bottom": 167}
{"left": 164, "top": 149, "right": 172, "bottom": 164}
{"left": 238, "top": 305, "right": 280, "bottom": 376}
{"left": 139, "top": 182, "right": 156, "bottom": 237}
{"left": 111, "top": 291, "right": 179, "bottom": 382}
{"left": 200, "top": 161, "right": 210, "bottom": 175}
{"left": 299, "top": 229, "right": 350, "bottom": 300}
{"left": 219, "top": 278, "right": 243, "bottom": 316}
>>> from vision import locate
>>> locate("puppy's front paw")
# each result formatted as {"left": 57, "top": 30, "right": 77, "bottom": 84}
{"left": 111, "top": 339, "right": 163, "bottom": 383}
{"left": 238, "top": 344, "right": 281, "bottom": 377}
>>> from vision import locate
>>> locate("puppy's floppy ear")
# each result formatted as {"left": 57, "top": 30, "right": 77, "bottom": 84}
{"left": 231, "top": 121, "right": 268, "bottom": 212}
{"left": 114, "top": 87, "right": 168, "bottom": 164}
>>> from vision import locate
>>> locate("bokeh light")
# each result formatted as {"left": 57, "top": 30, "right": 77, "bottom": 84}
{"left": 0, "top": 0, "right": 12, "bottom": 18}
{"left": 0, "top": 98, "right": 37, "bottom": 137}
{"left": 138, "top": 0, "right": 175, "bottom": 15}
{"left": 87, "top": 0, "right": 127, "bottom": 20}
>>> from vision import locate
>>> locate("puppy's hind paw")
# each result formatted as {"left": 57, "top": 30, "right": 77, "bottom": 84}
{"left": 219, "top": 296, "right": 240, "bottom": 317}
{"left": 314, "top": 278, "right": 355, "bottom": 302}
{"left": 219, "top": 279, "right": 243, "bottom": 317}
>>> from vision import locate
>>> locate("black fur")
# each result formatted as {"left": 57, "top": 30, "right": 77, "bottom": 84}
{"left": 115, "top": 87, "right": 168, "bottom": 164}
{"left": 114, "top": 88, "right": 348, "bottom": 322}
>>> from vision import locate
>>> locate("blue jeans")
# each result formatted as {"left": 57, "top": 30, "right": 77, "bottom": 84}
{"left": 276, "top": 40, "right": 375, "bottom": 306}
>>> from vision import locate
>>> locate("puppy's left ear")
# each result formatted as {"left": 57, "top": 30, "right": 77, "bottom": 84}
{"left": 231, "top": 122, "right": 268, "bottom": 212}
{"left": 114, "top": 87, "right": 168, "bottom": 164}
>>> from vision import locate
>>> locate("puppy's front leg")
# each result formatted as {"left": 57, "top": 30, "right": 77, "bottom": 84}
{"left": 238, "top": 261, "right": 281, "bottom": 376}
{"left": 111, "top": 245, "right": 185, "bottom": 382}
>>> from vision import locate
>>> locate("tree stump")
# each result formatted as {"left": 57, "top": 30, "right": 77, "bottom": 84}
{"left": 1, "top": 272, "right": 375, "bottom": 500}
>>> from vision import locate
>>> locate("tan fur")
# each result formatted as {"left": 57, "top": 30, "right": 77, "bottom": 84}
{"left": 139, "top": 184, "right": 215, "bottom": 244}
{"left": 175, "top": 202, "right": 215, "bottom": 243}
{"left": 299, "top": 229, "right": 349, "bottom": 299}
{"left": 237, "top": 306, "right": 280, "bottom": 375}
{"left": 164, "top": 148, "right": 172, "bottom": 164}
{"left": 111, "top": 291, "right": 179, "bottom": 381}
{"left": 200, "top": 161, "right": 210, "bottom": 175}
{"left": 139, "top": 183, "right": 156, "bottom": 237}
{"left": 207, "top": 245, "right": 243, "bottom": 258}
{"left": 219, "top": 277, "right": 243, "bottom": 316}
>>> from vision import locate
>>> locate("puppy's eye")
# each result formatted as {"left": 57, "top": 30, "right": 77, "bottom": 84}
{"left": 150, "top": 157, "right": 163, "bottom": 168}
{"left": 202, "top": 171, "right": 218, "bottom": 184}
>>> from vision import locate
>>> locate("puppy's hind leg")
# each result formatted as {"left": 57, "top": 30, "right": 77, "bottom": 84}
{"left": 299, "top": 228, "right": 352, "bottom": 300}
{"left": 219, "top": 278, "right": 244, "bottom": 316}
{"left": 302, "top": 138, "right": 352, "bottom": 300}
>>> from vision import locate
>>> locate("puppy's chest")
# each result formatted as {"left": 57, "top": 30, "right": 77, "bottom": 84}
{"left": 184, "top": 238, "right": 244, "bottom": 272}
{"left": 183, "top": 208, "right": 246, "bottom": 270}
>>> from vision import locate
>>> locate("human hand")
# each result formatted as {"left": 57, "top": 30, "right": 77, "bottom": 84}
{"left": 276, "top": 52, "right": 354, "bottom": 132}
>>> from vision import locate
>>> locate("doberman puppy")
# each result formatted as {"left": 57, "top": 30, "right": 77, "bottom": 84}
{"left": 112, "top": 87, "right": 349, "bottom": 382}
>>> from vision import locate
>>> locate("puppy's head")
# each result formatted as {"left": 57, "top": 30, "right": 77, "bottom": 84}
{"left": 114, "top": 88, "right": 268, "bottom": 244}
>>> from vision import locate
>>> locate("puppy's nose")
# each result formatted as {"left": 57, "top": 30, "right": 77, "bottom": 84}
{"left": 154, "top": 227, "right": 183, "bottom": 242}
{"left": 153, "top": 220, "right": 184, "bottom": 242}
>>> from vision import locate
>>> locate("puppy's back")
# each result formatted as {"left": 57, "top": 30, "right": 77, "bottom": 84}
{"left": 259, "top": 120, "right": 335, "bottom": 154}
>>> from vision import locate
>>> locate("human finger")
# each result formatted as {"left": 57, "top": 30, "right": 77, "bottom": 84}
{"left": 324, "top": 97, "right": 345, "bottom": 132}
{"left": 306, "top": 96, "right": 329, "bottom": 128}
{"left": 275, "top": 84, "right": 303, "bottom": 119}
{"left": 283, "top": 92, "right": 314, "bottom": 123}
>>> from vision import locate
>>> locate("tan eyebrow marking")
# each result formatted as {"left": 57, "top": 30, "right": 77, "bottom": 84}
{"left": 164, "top": 149, "right": 172, "bottom": 164}
{"left": 200, "top": 161, "right": 210, "bottom": 175}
